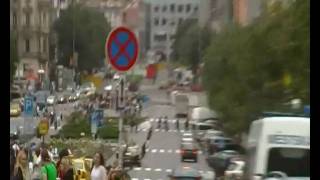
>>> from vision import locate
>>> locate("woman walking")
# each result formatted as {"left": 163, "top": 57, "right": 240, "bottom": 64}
{"left": 59, "top": 157, "right": 74, "bottom": 180}
{"left": 90, "top": 152, "right": 107, "bottom": 180}
{"left": 12, "top": 149, "right": 31, "bottom": 180}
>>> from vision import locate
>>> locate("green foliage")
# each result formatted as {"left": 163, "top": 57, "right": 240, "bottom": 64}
{"left": 10, "top": 34, "right": 19, "bottom": 84}
{"left": 203, "top": 0, "right": 309, "bottom": 135}
{"left": 54, "top": 3, "right": 111, "bottom": 71}
{"left": 59, "top": 112, "right": 91, "bottom": 138}
{"left": 172, "top": 20, "right": 213, "bottom": 83}
{"left": 97, "top": 125, "right": 119, "bottom": 139}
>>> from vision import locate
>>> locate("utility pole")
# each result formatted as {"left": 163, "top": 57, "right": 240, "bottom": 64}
{"left": 117, "top": 74, "right": 126, "bottom": 169}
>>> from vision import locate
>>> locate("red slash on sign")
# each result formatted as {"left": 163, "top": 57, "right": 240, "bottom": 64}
{"left": 105, "top": 26, "right": 139, "bottom": 72}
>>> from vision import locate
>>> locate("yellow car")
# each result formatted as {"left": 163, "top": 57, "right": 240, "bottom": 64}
{"left": 72, "top": 157, "right": 93, "bottom": 180}
{"left": 10, "top": 103, "right": 21, "bottom": 117}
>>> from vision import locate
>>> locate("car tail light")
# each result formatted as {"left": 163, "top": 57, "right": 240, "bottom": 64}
{"left": 180, "top": 149, "right": 185, "bottom": 154}
{"left": 192, "top": 150, "right": 198, "bottom": 154}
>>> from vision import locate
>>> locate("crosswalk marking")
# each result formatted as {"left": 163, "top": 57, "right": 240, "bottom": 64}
{"left": 146, "top": 148, "right": 149, "bottom": 152}
{"left": 154, "top": 168, "right": 162, "bottom": 172}
{"left": 166, "top": 169, "right": 172, "bottom": 173}
{"left": 131, "top": 178, "right": 139, "bottom": 180}
{"left": 151, "top": 149, "right": 157, "bottom": 153}
{"left": 133, "top": 167, "right": 142, "bottom": 171}
{"left": 159, "top": 149, "right": 165, "bottom": 153}
{"left": 167, "top": 149, "right": 173, "bottom": 153}
{"left": 145, "top": 168, "right": 152, "bottom": 171}
{"left": 175, "top": 149, "right": 180, "bottom": 153}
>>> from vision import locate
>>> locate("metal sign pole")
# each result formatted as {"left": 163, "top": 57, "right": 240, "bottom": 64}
{"left": 118, "top": 75, "right": 125, "bottom": 169}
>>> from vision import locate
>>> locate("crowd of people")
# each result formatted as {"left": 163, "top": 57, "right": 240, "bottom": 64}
{"left": 10, "top": 140, "right": 130, "bottom": 180}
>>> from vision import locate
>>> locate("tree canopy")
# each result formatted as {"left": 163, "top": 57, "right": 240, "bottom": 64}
{"left": 54, "top": 4, "right": 111, "bottom": 71}
{"left": 172, "top": 20, "right": 212, "bottom": 75}
{"left": 202, "top": 0, "right": 309, "bottom": 135}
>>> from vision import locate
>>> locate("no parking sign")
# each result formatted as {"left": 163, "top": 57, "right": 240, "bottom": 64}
{"left": 105, "top": 26, "right": 139, "bottom": 72}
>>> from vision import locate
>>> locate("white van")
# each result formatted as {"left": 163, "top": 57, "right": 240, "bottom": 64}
{"left": 246, "top": 116, "right": 310, "bottom": 180}
{"left": 175, "top": 94, "right": 189, "bottom": 118}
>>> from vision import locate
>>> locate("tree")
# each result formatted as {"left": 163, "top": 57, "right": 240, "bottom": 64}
{"left": 10, "top": 35, "right": 19, "bottom": 85}
{"left": 54, "top": 4, "right": 111, "bottom": 71}
{"left": 202, "top": 0, "right": 309, "bottom": 135}
{"left": 172, "top": 20, "right": 212, "bottom": 78}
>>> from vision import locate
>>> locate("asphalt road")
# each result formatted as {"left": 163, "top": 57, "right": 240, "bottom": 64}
{"left": 125, "top": 72, "right": 215, "bottom": 180}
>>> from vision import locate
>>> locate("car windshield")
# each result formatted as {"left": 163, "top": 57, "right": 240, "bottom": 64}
{"left": 198, "top": 125, "right": 212, "bottom": 130}
{"left": 267, "top": 148, "right": 310, "bottom": 177}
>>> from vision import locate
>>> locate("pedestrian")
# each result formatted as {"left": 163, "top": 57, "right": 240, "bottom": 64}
{"left": 185, "top": 119, "right": 189, "bottom": 130}
{"left": 12, "top": 149, "right": 31, "bottom": 180}
{"left": 60, "top": 113, "right": 63, "bottom": 122}
{"left": 176, "top": 119, "right": 179, "bottom": 130}
{"left": 56, "top": 149, "right": 72, "bottom": 180}
{"left": 40, "top": 149, "right": 57, "bottom": 180}
{"left": 147, "top": 127, "right": 152, "bottom": 141}
{"left": 90, "top": 152, "right": 107, "bottom": 180}
{"left": 59, "top": 157, "right": 74, "bottom": 180}
{"left": 141, "top": 142, "right": 146, "bottom": 158}
{"left": 107, "top": 161, "right": 121, "bottom": 180}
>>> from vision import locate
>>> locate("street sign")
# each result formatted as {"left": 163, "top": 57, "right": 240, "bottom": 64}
{"left": 24, "top": 96, "right": 34, "bottom": 117}
{"left": 38, "top": 119, "right": 49, "bottom": 136}
{"left": 106, "top": 26, "right": 139, "bottom": 72}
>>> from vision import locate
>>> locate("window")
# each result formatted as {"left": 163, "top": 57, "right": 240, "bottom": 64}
{"left": 25, "top": 13, "right": 30, "bottom": 27}
{"left": 194, "top": 6, "right": 199, "bottom": 13}
{"left": 154, "top": 18, "right": 159, "bottom": 26}
{"left": 43, "top": 12, "right": 47, "bottom": 26}
{"left": 170, "top": 20, "right": 175, "bottom": 26}
{"left": 186, "top": 4, "right": 191, "bottom": 13}
{"left": 162, "top": 18, "right": 167, "bottom": 25}
{"left": 154, "top": 5, "right": 159, "bottom": 12}
{"left": 154, "top": 34, "right": 167, "bottom": 42}
{"left": 170, "top": 4, "right": 175, "bottom": 12}
{"left": 162, "top": 5, "right": 167, "bottom": 12}
{"left": 267, "top": 148, "right": 309, "bottom": 177}
{"left": 43, "top": 38, "right": 47, "bottom": 53}
{"left": 178, "top": 5, "right": 183, "bottom": 12}
{"left": 25, "top": 39, "right": 30, "bottom": 53}
{"left": 12, "top": 12, "right": 17, "bottom": 27}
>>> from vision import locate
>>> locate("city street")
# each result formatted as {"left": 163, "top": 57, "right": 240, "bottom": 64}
{"left": 124, "top": 69, "right": 215, "bottom": 180}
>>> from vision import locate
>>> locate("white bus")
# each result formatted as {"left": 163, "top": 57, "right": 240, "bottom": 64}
{"left": 246, "top": 115, "right": 310, "bottom": 180}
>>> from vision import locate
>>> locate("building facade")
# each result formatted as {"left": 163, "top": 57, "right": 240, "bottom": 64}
{"left": 233, "top": 0, "right": 262, "bottom": 26}
{"left": 199, "top": 0, "right": 233, "bottom": 32}
{"left": 143, "top": 0, "right": 200, "bottom": 61}
{"left": 10, "top": 0, "right": 52, "bottom": 82}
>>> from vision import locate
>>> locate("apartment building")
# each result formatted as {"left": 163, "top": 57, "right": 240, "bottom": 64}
{"left": 144, "top": 0, "right": 200, "bottom": 61}
{"left": 10, "top": 0, "right": 51, "bottom": 81}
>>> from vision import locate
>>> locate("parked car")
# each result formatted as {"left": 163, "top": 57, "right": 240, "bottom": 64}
{"left": 224, "top": 160, "right": 246, "bottom": 180}
{"left": 46, "top": 96, "right": 56, "bottom": 105}
{"left": 206, "top": 150, "right": 240, "bottom": 177}
{"left": 57, "top": 94, "right": 68, "bottom": 104}
{"left": 168, "top": 166, "right": 202, "bottom": 180}
{"left": 206, "top": 136, "right": 233, "bottom": 155}
{"left": 199, "top": 130, "right": 224, "bottom": 146}
{"left": 10, "top": 102, "right": 21, "bottom": 117}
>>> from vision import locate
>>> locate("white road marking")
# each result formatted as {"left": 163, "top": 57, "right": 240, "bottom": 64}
{"left": 175, "top": 149, "right": 180, "bottom": 153}
{"left": 151, "top": 149, "right": 157, "bottom": 153}
{"left": 149, "top": 118, "right": 154, "bottom": 122}
{"left": 159, "top": 149, "right": 165, "bottom": 153}
{"left": 155, "top": 129, "right": 160, "bottom": 132}
{"left": 132, "top": 178, "right": 139, "bottom": 180}
{"left": 145, "top": 168, "right": 152, "bottom": 171}
{"left": 166, "top": 169, "right": 172, "bottom": 173}
{"left": 167, "top": 149, "right": 173, "bottom": 153}
{"left": 133, "top": 167, "right": 142, "bottom": 171}
{"left": 146, "top": 148, "right": 149, "bottom": 152}
{"left": 144, "top": 179, "right": 151, "bottom": 180}
{"left": 180, "top": 130, "right": 185, "bottom": 133}
{"left": 154, "top": 168, "right": 162, "bottom": 172}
